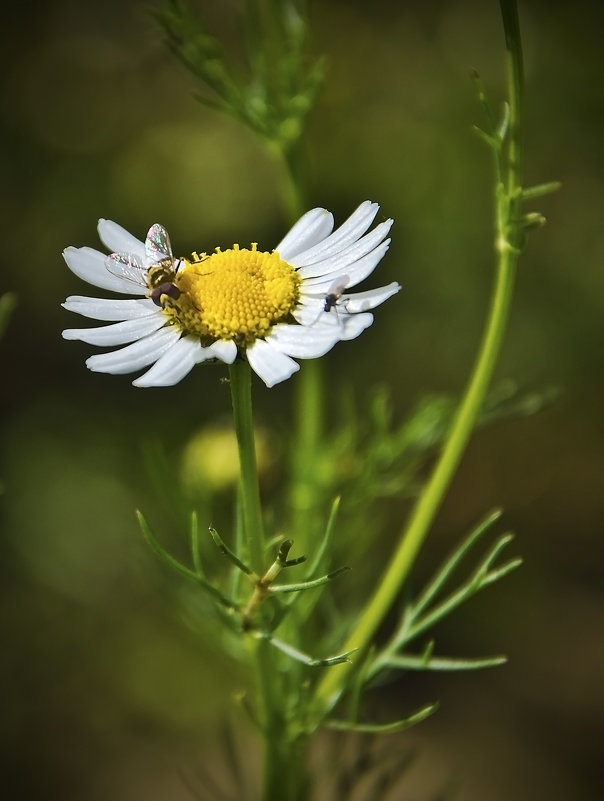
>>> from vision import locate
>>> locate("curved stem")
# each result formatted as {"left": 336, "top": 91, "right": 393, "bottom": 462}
{"left": 311, "top": 0, "right": 525, "bottom": 721}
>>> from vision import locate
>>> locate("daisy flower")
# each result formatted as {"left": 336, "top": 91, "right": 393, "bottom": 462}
{"left": 62, "top": 201, "right": 400, "bottom": 388}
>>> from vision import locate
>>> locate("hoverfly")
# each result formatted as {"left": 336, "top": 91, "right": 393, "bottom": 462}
{"left": 106, "top": 223, "right": 184, "bottom": 307}
{"left": 323, "top": 274, "right": 350, "bottom": 313}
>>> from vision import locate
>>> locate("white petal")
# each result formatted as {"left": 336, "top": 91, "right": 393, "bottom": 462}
{"left": 97, "top": 219, "right": 146, "bottom": 258}
{"left": 287, "top": 201, "right": 380, "bottom": 267}
{"left": 301, "top": 239, "right": 391, "bottom": 291}
{"left": 267, "top": 323, "right": 340, "bottom": 359}
{"left": 206, "top": 339, "right": 238, "bottom": 364}
{"left": 341, "top": 282, "right": 401, "bottom": 313}
{"left": 194, "top": 344, "right": 224, "bottom": 364}
{"left": 86, "top": 327, "right": 181, "bottom": 374}
{"left": 296, "top": 219, "right": 393, "bottom": 279}
{"left": 62, "top": 314, "right": 166, "bottom": 346}
{"left": 247, "top": 339, "right": 300, "bottom": 387}
{"left": 274, "top": 208, "right": 334, "bottom": 262}
{"left": 62, "top": 296, "right": 158, "bottom": 321}
{"left": 292, "top": 297, "right": 325, "bottom": 326}
{"left": 63, "top": 247, "right": 144, "bottom": 295}
{"left": 133, "top": 336, "right": 203, "bottom": 387}
{"left": 339, "top": 312, "right": 374, "bottom": 341}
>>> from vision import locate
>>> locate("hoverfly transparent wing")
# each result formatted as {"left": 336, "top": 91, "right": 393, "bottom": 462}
{"left": 324, "top": 275, "right": 350, "bottom": 310}
{"left": 317, "top": 274, "right": 350, "bottom": 325}
{"left": 105, "top": 251, "right": 147, "bottom": 289}
{"left": 304, "top": 274, "right": 351, "bottom": 327}
{"left": 145, "top": 223, "right": 173, "bottom": 264}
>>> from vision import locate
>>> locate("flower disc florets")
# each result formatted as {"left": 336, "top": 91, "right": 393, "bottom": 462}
{"left": 168, "top": 244, "right": 301, "bottom": 346}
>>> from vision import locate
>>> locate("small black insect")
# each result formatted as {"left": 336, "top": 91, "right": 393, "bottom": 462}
{"left": 323, "top": 275, "right": 350, "bottom": 313}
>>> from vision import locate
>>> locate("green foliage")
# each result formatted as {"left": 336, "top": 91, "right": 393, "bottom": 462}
{"left": 137, "top": 509, "right": 238, "bottom": 610}
{"left": 133, "top": 333, "right": 554, "bottom": 744}
{"left": 472, "top": 68, "right": 561, "bottom": 252}
{"left": 135, "top": 405, "right": 526, "bottom": 734}
{"left": 152, "top": 0, "right": 325, "bottom": 152}
{"left": 138, "top": 508, "right": 355, "bottom": 668}
{"left": 368, "top": 510, "right": 522, "bottom": 682}
{"left": 326, "top": 702, "right": 438, "bottom": 734}
{"left": 307, "top": 510, "right": 519, "bottom": 731}
{"left": 102, "top": 1, "right": 553, "bottom": 797}
{"left": 282, "top": 380, "right": 558, "bottom": 566}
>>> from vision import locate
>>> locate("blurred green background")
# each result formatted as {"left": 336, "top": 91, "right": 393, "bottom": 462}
{"left": 1, "top": 0, "right": 603, "bottom": 799}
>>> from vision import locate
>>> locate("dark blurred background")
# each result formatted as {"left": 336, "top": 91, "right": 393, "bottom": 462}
{"left": 1, "top": 0, "right": 603, "bottom": 799}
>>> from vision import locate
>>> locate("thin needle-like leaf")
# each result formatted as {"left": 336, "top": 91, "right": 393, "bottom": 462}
{"left": 471, "top": 68, "right": 498, "bottom": 136}
{"left": 497, "top": 101, "right": 511, "bottom": 141}
{"left": 137, "top": 511, "right": 237, "bottom": 610}
{"left": 411, "top": 509, "right": 503, "bottom": 619}
{"left": 473, "top": 125, "right": 498, "bottom": 149}
{"left": 304, "top": 495, "right": 341, "bottom": 578}
{"left": 470, "top": 532, "right": 516, "bottom": 585}
{"left": 270, "top": 566, "right": 351, "bottom": 593}
{"left": 210, "top": 526, "right": 255, "bottom": 577}
{"left": 482, "top": 556, "right": 523, "bottom": 587}
{"left": 327, "top": 702, "right": 438, "bottom": 734}
{"left": 251, "top": 630, "right": 355, "bottom": 667}
{"left": 521, "top": 181, "right": 562, "bottom": 200}
{"left": 349, "top": 646, "right": 376, "bottom": 725}
{"left": 404, "top": 533, "right": 520, "bottom": 643}
{"left": 384, "top": 653, "right": 507, "bottom": 671}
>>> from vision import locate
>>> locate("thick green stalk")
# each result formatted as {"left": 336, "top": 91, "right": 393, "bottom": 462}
{"left": 229, "top": 359, "right": 266, "bottom": 572}
{"left": 248, "top": 136, "right": 318, "bottom": 801}
{"left": 229, "top": 359, "right": 296, "bottom": 800}
{"left": 311, "top": 0, "right": 525, "bottom": 720}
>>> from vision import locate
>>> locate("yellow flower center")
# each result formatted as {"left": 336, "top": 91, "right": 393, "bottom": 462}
{"left": 163, "top": 244, "right": 301, "bottom": 345}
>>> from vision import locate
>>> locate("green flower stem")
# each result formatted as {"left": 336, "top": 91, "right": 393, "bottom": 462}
{"left": 229, "top": 359, "right": 266, "bottom": 572}
{"left": 229, "top": 358, "right": 295, "bottom": 800}
{"left": 311, "top": 0, "right": 525, "bottom": 721}
{"left": 256, "top": 650, "right": 293, "bottom": 801}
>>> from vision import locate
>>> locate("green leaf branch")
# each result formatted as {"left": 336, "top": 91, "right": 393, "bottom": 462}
{"left": 139, "top": 1, "right": 559, "bottom": 797}
{"left": 152, "top": 0, "right": 324, "bottom": 154}
{"left": 310, "top": 0, "right": 554, "bottom": 725}
{"left": 367, "top": 510, "right": 522, "bottom": 681}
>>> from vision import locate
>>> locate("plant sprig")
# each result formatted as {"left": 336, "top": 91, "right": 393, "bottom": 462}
{"left": 367, "top": 510, "right": 521, "bottom": 682}
{"left": 152, "top": 0, "right": 325, "bottom": 153}
{"left": 310, "top": 0, "right": 554, "bottom": 725}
